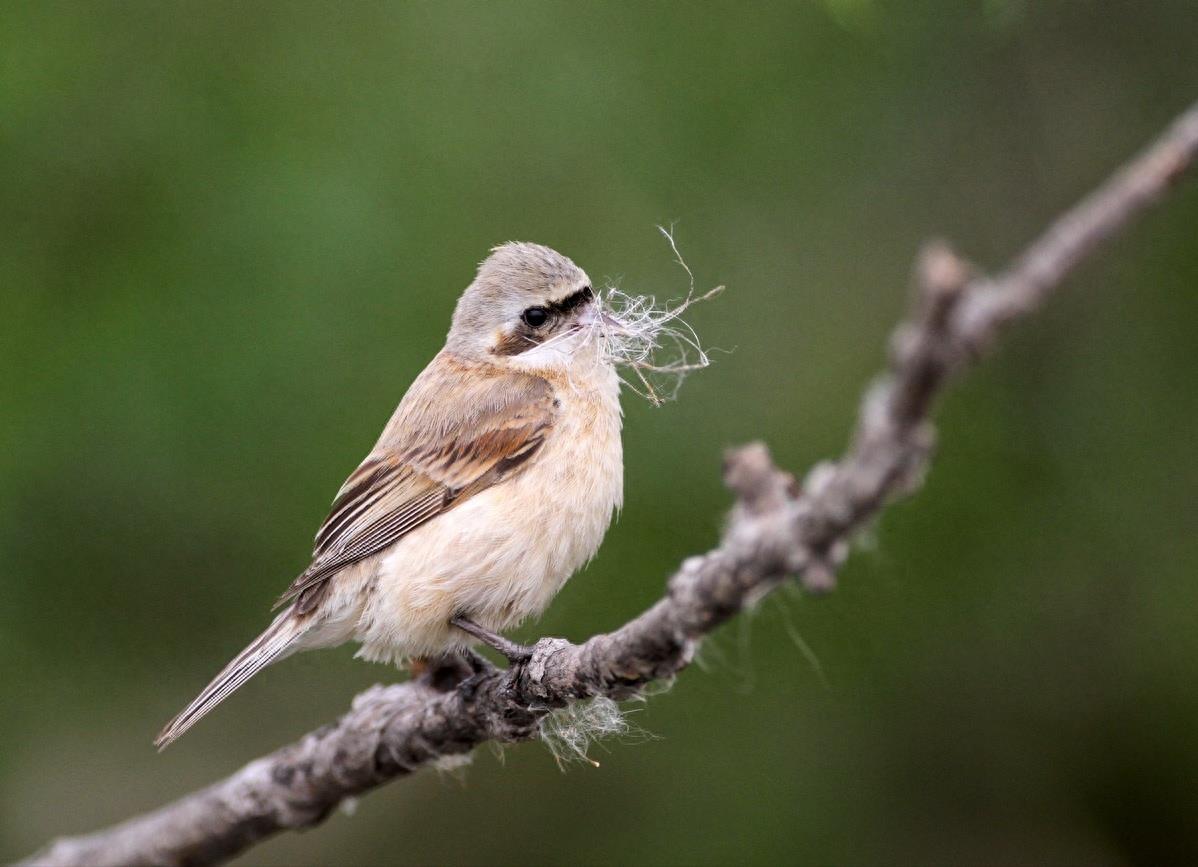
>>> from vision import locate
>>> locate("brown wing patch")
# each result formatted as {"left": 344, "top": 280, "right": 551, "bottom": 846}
{"left": 312, "top": 456, "right": 406, "bottom": 558}
{"left": 276, "top": 355, "right": 556, "bottom": 616}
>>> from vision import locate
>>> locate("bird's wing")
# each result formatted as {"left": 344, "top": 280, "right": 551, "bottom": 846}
{"left": 277, "top": 356, "right": 556, "bottom": 614}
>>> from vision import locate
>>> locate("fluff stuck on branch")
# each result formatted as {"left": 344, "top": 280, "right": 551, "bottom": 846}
{"left": 539, "top": 696, "right": 660, "bottom": 769}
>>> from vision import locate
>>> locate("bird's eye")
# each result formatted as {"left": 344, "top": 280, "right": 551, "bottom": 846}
{"left": 522, "top": 307, "right": 549, "bottom": 328}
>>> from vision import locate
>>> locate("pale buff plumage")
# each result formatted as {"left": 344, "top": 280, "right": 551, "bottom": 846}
{"left": 157, "top": 243, "right": 623, "bottom": 748}
{"left": 303, "top": 354, "right": 622, "bottom": 663}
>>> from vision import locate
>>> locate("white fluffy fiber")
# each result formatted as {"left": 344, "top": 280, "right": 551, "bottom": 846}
{"left": 539, "top": 696, "right": 640, "bottom": 769}
{"left": 593, "top": 227, "right": 724, "bottom": 406}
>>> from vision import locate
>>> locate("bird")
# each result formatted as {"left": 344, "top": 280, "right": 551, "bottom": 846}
{"left": 156, "top": 242, "right": 623, "bottom": 749}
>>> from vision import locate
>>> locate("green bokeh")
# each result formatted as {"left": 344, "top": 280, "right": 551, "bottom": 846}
{"left": 3, "top": 2, "right": 1197, "bottom": 864}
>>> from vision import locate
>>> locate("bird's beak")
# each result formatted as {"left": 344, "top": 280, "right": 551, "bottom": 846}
{"left": 577, "top": 302, "right": 599, "bottom": 328}
{"left": 578, "top": 299, "right": 626, "bottom": 333}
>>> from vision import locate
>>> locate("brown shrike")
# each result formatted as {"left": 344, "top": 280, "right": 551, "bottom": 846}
{"left": 157, "top": 243, "right": 623, "bottom": 749}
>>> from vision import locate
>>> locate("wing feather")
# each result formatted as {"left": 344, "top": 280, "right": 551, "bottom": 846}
{"left": 277, "top": 354, "right": 555, "bottom": 614}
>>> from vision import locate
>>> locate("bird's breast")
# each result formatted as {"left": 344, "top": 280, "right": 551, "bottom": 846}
{"left": 531, "top": 370, "right": 625, "bottom": 549}
{"left": 498, "top": 367, "right": 624, "bottom": 597}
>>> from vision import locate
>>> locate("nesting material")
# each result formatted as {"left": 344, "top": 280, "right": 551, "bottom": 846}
{"left": 539, "top": 696, "right": 642, "bottom": 769}
{"left": 594, "top": 227, "right": 724, "bottom": 406}
{"left": 431, "top": 752, "right": 475, "bottom": 775}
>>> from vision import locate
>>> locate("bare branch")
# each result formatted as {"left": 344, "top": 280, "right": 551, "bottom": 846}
{"left": 27, "top": 100, "right": 1198, "bottom": 867}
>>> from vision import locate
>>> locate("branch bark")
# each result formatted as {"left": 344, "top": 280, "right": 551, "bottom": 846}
{"left": 27, "top": 100, "right": 1198, "bottom": 867}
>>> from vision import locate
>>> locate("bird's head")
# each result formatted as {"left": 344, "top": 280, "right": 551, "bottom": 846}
{"left": 447, "top": 242, "right": 604, "bottom": 372}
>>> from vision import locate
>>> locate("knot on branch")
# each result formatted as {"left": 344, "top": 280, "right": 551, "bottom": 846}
{"left": 514, "top": 637, "right": 577, "bottom": 704}
{"left": 723, "top": 442, "right": 796, "bottom": 515}
{"left": 918, "top": 240, "right": 971, "bottom": 307}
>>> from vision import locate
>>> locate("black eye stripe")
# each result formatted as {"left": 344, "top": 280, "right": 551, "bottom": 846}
{"left": 550, "top": 285, "right": 592, "bottom": 314}
{"left": 517, "top": 287, "right": 592, "bottom": 334}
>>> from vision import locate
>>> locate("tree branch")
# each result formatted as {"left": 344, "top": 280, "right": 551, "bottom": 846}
{"left": 27, "top": 100, "right": 1198, "bottom": 867}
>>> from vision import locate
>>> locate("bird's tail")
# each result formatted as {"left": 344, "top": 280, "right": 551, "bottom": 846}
{"left": 155, "top": 608, "right": 302, "bottom": 750}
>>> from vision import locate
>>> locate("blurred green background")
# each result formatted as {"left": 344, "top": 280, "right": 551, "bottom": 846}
{"left": 3, "top": 2, "right": 1197, "bottom": 864}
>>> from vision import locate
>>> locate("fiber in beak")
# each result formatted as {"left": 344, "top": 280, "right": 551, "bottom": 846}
{"left": 592, "top": 281, "right": 723, "bottom": 406}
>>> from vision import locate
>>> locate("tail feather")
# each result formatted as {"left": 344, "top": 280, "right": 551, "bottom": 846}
{"left": 155, "top": 609, "right": 301, "bottom": 750}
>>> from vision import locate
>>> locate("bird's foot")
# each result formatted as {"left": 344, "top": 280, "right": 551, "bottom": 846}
{"left": 449, "top": 616, "right": 535, "bottom": 666}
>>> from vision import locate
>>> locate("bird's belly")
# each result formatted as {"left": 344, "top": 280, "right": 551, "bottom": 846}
{"left": 353, "top": 391, "right": 622, "bottom": 662}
